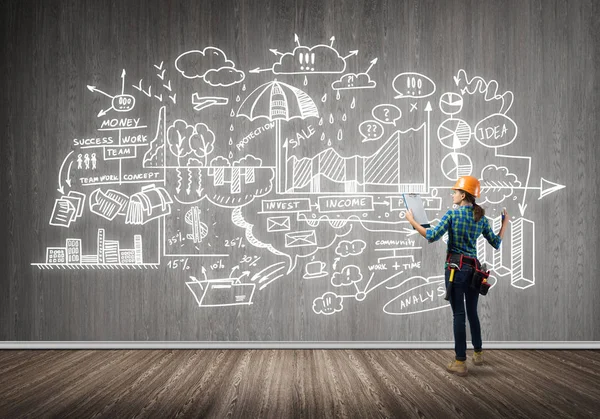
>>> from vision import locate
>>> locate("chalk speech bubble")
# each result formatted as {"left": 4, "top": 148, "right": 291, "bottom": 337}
{"left": 392, "top": 72, "right": 436, "bottom": 99}
{"left": 112, "top": 94, "right": 135, "bottom": 112}
{"left": 473, "top": 113, "right": 518, "bottom": 149}
{"left": 359, "top": 120, "right": 384, "bottom": 142}
{"left": 372, "top": 104, "right": 402, "bottom": 126}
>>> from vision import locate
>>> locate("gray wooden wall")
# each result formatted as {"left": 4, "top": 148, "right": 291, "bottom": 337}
{"left": 2, "top": 0, "right": 599, "bottom": 343}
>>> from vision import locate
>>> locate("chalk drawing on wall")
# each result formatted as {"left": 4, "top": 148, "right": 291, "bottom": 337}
{"left": 175, "top": 47, "right": 245, "bottom": 87}
{"left": 392, "top": 72, "right": 436, "bottom": 99}
{"left": 250, "top": 34, "right": 357, "bottom": 75}
{"left": 331, "top": 58, "right": 378, "bottom": 90}
{"left": 31, "top": 37, "right": 567, "bottom": 316}
{"left": 31, "top": 228, "right": 160, "bottom": 269}
{"left": 187, "top": 268, "right": 255, "bottom": 307}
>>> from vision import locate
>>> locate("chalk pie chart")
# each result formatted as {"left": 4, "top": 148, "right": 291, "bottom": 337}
{"left": 441, "top": 152, "right": 473, "bottom": 181}
{"left": 439, "top": 92, "right": 463, "bottom": 115}
{"left": 437, "top": 118, "right": 471, "bottom": 149}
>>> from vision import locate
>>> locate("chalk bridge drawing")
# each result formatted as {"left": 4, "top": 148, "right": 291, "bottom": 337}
{"left": 32, "top": 37, "right": 564, "bottom": 314}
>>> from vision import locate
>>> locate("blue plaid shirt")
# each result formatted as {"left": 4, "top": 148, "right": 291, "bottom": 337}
{"left": 425, "top": 206, "right": 501, "bottom": 258}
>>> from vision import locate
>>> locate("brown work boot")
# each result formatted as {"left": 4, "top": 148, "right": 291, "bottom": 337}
{"left": 446, "top": 360, "right": 468, "bottom": 376}
{"left": 472, "top": 351, "right": 484, "bottom": 365}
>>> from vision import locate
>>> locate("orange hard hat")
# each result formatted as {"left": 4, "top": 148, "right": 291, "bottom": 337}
{"left": 452, "top": 176, "right": 481, "bottom": 198}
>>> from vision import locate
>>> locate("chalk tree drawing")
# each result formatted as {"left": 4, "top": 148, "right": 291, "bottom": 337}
{"left": 32, "top": 36, "right": 565, "bottom": 312}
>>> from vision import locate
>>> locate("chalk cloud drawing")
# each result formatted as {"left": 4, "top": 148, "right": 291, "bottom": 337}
{"left": 480, "top": 165, "right": 521, "bottom": 204}
{"left": 313, "top": 292, "right": 344, "bottom": 315}
{"left": 175, "top": 47, "right": 245, "bottom": 86}
{"left": 331, "top": 58, "right": 378, "bottom": 90}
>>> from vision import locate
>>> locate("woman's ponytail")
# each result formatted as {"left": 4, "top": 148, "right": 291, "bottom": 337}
{"left": 472, "top": 202, "right": 485, "bottom": 222}
{"left": 464, "top": 192, "right": 485, "bottom": 222}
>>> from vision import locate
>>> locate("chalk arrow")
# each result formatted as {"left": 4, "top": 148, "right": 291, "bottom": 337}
{"left": 86, "top": 85, "right": 113, "bottom": 98}
{"left": 201, "top": 266, "right": 208, "bottom": 281}
{"left": 249, "top": 67, "right": 272, "bottom": 74}
{"left": 425, "top": 101, "right": 432, "bottom": 189}
{"left": 133, "top": 79, "right": 143, "bottom": 91}
{"left": 121, "top": 69, "right": 126, "bottom": 94}
{"left": 163, "top": 81, "right": 172, "bottom": 91}
{"left": 518, "top": 203, "right": 528, "bottom": 216}
{"left": 329, "top": 36, "right": 335, "bottom": 47}
{"left": 343, "top": 50, "right": 359, "bottom": 60}
{"left": 56, "top": 151, "right": 74, "bottom": 194}
{"left": 539, "top": 178, "right": 566, "bottom": 200}
{"left": 269, "top": 49, "right": 283, "bottom": 56}
{"left": 238, "top": 271, "right": 251, "bottom": 282}
{"left": 153, "top": 61, "right": 164, "bottom": 70}
{"left": 365, "top": 57, "right": 378, "bottom": 74}
{"left": 294, "top": 33, "right": 300, "bottom": 47}
{"left": 401, "top": 228, "right": 420, "bottom": 237}
{"left": 65, "top": 161, "right": 73, "bottom": 187}
{"left": 97, "top": 108, "right": 110, "bottom": 117}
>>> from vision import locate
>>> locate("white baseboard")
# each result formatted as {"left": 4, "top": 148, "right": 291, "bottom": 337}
{"left": 1, "top": 341, "right": 599, "bottom": 349}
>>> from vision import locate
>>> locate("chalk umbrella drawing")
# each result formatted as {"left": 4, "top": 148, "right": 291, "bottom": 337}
{"left": 237, "top": 80, "right": 319, "bottom": 193}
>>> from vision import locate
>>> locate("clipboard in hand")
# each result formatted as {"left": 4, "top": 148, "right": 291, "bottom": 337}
{"left": 402, "top": 193, "right": 431, "bottom": 229}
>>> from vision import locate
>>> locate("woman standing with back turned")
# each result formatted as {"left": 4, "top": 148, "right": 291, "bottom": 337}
{"left": 405, "top": 175, "right": 509, "bottom": 376}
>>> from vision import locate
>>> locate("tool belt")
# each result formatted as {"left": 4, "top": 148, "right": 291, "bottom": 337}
{"left": 445, "top": 253, "right": 491, "bottom": 295}
{"left": 445, "top": 253, "right": 480, "bottom": 270}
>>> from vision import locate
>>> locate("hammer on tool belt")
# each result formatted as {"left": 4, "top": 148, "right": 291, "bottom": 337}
{"left": 444, "top": 263, "right": 460, "bottom": 301}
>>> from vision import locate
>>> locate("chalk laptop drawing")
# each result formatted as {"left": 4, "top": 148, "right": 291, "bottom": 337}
{"left": 402, "top": 193, "right": 430, "bottom": 228}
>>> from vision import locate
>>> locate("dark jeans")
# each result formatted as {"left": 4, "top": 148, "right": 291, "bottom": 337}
{"left": 445, "top": 264, "right": 482, "bottom": 361}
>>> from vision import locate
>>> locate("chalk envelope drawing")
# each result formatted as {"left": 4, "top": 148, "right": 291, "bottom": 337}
{"left": 267, "top": 216, "right": 291, "bottom": 232}
{"left": 285, "top": 230, "right": 317, "bottom": 247}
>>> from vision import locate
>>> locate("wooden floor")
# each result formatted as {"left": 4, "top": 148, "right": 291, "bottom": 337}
{"left": 0, "top": 350, "right": 599, "bottom": 418}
